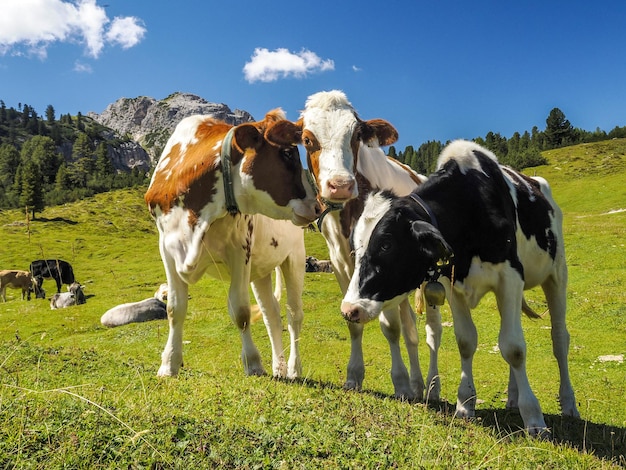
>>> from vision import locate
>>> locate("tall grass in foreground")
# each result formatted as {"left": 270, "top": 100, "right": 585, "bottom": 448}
{"left": 0, "top": 140, "right": 625, "bottom": 468}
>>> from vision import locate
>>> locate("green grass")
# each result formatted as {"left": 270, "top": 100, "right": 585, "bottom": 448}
{"left": 1, "top": 141, "right": 625, "bottom": 468}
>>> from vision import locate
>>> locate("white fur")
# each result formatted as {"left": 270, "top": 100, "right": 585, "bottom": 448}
{"left": 437, "top": 139, "right": 498, "bottom": 175}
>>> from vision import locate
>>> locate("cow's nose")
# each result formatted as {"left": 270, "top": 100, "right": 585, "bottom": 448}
{"left": 327, "top": 177, "right": 356, "bottom": 201}
{"left": 341, "top": 301, "right": 361, "bottom": 323}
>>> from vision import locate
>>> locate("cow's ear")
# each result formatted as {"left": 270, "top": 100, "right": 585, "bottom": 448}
{"left": 265, "top": 120, "right": 302, "bottom": 147}
{"left": 359, "top": 119, "right": 399, "bottom": 146}
{"left": 232, "top": 124, "right": 263, "bottom": 152}
{"left": 410, "top": 220, "right": 454, "bottom": 266}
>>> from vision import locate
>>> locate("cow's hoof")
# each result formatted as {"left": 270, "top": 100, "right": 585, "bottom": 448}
{"left": 157, "top": 365, "right": 179, "bottom": 377}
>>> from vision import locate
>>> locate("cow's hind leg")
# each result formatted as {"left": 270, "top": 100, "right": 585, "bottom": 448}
{"left": 495, "top": 273, "right": 546, "bottom": 435}
{"left": 542, "top": 273, "right": 579, "bottom": 417}
{"left": 251, "top": 274, "right": 287, "bottom": 378}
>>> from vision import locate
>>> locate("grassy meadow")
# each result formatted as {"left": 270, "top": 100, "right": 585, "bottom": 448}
{"left": 0, "top": 140, "right": 625, "bottom": 468}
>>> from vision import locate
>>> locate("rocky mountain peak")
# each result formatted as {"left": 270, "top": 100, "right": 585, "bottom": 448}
{"left": 88, "top": 92, "right": 255, "bottom": 163}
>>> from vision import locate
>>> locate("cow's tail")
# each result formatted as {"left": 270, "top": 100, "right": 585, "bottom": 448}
{"left": 522, "top": 296, "right": 543, "bottom": 319}
{"left": 250, "top": 267, "right": 282, "bottom": 323}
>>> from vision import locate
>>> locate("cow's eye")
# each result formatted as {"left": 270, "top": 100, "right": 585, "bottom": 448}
{"left": 281, "top": 148, "right": 296, "bottom": 160}
{"left": 303, "top": 137, "right": 312, "bottom": 146}
{"left": 380, "top": 241, "right": 392, "bottom": 252}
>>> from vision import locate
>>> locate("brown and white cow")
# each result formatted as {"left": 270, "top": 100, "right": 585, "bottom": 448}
{"left": 296, "top": 90, "right": 441, "bottom": 401}
{"left": 0, "top": 270, "right": 45, "bottom": 302}
{"left": 145, "top": 110, "right": 321, "bottom": 379}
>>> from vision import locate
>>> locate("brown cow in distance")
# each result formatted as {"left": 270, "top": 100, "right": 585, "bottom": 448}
{"left": 0, "top": 270, "right": 45, "bottom": 302}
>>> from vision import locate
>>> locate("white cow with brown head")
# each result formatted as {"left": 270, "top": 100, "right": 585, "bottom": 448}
{"left": 296, "top": 90, "right": 440, "bottom": 401}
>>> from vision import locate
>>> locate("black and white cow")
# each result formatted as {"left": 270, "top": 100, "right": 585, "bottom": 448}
{"left": 341, "top": 140, "right": 579, "bottom": 435}
{"left": 30, "top": 259, "right": 76, "bottom": 293}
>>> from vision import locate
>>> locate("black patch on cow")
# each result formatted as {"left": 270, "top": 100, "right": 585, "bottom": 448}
{"left": 357, "top": 151, "right": 527, "bottom": 301}
{"left": 500, "top": 167, "right": 557, "bottom": 260}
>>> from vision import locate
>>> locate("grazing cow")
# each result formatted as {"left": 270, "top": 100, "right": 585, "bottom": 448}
{"left": 296, "top": 90, "right": 439, "bottom": 401}
{"left": 341, "top": 140, "right": 580, "bottom": 435}
{"left": 50, "top": 282, "right": 85, "bottom": 309}
{"left": 30, "top": 259, "right": 76, "bottom": 293}
{"left": 0, "top": 270, "right": 45, "bottom": 301}
{"left": 145, "top": 110, "right": 321, "bottom": 379}
{"left": 101, "top": 298, "right": 167, "bottom": 327}
{"left": 305, "top": 256, "right": 333, "bottom": 273}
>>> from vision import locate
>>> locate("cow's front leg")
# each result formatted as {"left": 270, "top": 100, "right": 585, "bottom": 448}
{"left": 281, "top": 260, "right": 305, "bottom": 379}
{"left": 229, "top": 265, "right": 264, "bottom": 376}
{"left": 251, "top": 274, "right": 287, "bottom": 378}
{"left": 344, "top": 321, "right": 365, "bottom": 390}
{"left": 400, "top": 298, "right": 427, "bottom": 400}
{"left": 448, "top": 292, "right": 478, "bottom": 419}
{"left": 380, "top": 307, "right": 415, "bottom": 400}
{"left": 158, "top": 275, "right": 188, "bottom": 377}
{"left": 424, "top": 302, "right": 442, "bottom": 402}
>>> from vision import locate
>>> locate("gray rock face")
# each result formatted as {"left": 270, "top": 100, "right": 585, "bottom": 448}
{"left": 88, "top": 92, "right": 254, "bottom": 164}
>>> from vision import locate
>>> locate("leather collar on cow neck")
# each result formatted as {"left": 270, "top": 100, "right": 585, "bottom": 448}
{"left": 303, "top": 168, "right": 344, "bottom": 232}
{"left": 316, "top": 200, "right": 344, "bottom": 232}
{"left": 408, "top": 192, "right": 438, "bottom": 230}
{"left": 221, "top": 127, "right": 240, "bottom": 215}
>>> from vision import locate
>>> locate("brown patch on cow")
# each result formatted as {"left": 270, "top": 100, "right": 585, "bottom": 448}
{"left": 360, "top": 119, "right": 399, "bottom": 146}
{"left": 242, "top": 216, "right": 254, "bottom": 265}
{"left": 300, "top": 122, "right": 321, "bottom": 189}
{"left": 240, "top": 113, "right": 305, "bottom": 207}
{"left": 145, "top": 119, "right": 228, "bottom": 217}
{"left": 270, "top": 238, "right": 278, "bottom": 248}
{"left": 339, "top": 173, "right": 371, "bottom": 239}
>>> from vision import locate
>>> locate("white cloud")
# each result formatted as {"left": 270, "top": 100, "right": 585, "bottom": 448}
{"left": 106, "top": 16, "right": 146, "bottom": 49}
{"left": 0, "top": 0, "right": 146, "bottom": 59}
{"left": 352, "top": 65, "right": 362, "bottom": 72}
{"left": 73, "top": 60, "right": 92, "bottom": 73}
{"left": 243, "top": 47, "right": 334, "bottom": 83}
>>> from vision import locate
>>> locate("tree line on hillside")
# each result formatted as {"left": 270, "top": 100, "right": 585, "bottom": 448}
{"left": 0, "top": 100, "right": 148, "bottom": 218}
{"left": 1, "top": 100, "right": 626, "bottom": 219}
{"left": 390, "top": 107, "right": 626, "bottom": 175}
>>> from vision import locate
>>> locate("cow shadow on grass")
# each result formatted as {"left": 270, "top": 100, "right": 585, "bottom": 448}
{"left": 33, "top": 216, "right": 78, "bottom": 225}
{"left": 284, "top": 377, "right": 626, "bottom": 464}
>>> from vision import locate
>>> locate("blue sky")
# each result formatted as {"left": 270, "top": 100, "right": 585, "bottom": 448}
{"left": 1, "top": 0, "right": 625, "bottom": 151}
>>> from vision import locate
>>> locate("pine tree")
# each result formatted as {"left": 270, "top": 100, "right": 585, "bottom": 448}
{"left": 19, "top": 159, "right": 44, "bottom": 219}
{"left": 95, "top": 142, "right": 114, "bottom": 176}
{"left": 45, "top": 104, "right": 56, "bottom": 123}
{"left": 0, "top": 143, "right": 20, "bottom": 191}
{"left": 545, "top": 107, "right": 573, "bottom": 149}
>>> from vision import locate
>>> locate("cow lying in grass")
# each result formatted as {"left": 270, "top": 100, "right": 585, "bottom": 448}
{"left": 101, "top": 298, "right": 167, "bottom": 327}
{"left": 305, "top": 256, "right": 333, "bottom": 273}
{"left": 50, "top": 282, "right": 86, "bottom": 309}
{"left": 341, "top": 140, "right": 579, "bottom": 435}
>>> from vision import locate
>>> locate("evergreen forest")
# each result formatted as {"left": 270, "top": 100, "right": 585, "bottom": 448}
{"left": 0, "top": 100, "right": 148, "bottom": 218}
{"left": 1, "top": 99, "right": 625, "bottom": 219}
